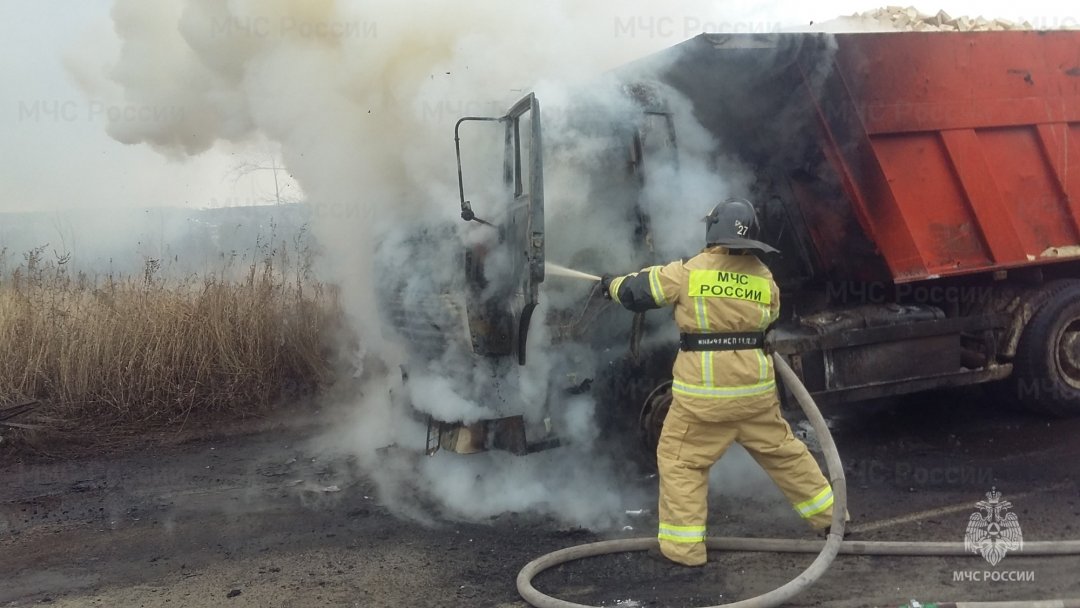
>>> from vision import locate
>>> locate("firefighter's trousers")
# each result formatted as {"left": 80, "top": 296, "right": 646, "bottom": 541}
{"left": 656, "top": 395, "right": 838, "bottom": 566}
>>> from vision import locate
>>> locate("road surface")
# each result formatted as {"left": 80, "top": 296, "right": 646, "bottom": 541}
{"left": 3, "top": 389, "right": 1080, "bottom": 607}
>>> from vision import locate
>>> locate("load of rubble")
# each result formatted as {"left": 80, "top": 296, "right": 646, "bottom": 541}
{"left": 850, "top": 6, "right": 1046, "bottom": 31}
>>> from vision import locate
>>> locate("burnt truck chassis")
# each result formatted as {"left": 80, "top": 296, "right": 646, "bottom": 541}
{"left": 414, "top": 32, "right": 1080, "bottom": 458}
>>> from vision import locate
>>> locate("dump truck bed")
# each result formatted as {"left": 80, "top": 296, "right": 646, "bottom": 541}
{"left": 629, "top": 31, "right": 1080, "bottom": 284}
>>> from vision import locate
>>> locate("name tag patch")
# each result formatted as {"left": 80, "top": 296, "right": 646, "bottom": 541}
{"left": 688, "top": 270, "right": 771, "bottom": 304}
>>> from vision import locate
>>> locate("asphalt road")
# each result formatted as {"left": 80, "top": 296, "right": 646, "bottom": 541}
{"left": 2, "top": 389, "right": 1080, "bottom": 607}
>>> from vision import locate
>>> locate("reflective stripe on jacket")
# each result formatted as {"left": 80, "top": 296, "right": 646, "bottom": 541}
{"left": 610, "top": 247, "right": 781, "bottom": 422}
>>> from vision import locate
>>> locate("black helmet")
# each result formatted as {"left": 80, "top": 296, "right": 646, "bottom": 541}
{"left": 704, "top": 198, "right": 778, "bottom": 254}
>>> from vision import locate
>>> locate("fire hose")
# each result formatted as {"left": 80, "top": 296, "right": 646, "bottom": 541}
{"left": 516, "top": 353, "right": 1080, "bottom": 608}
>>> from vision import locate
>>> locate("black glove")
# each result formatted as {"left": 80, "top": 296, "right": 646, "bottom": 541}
{"left": 600, "top": 274, "right": 614, "bottom": 300}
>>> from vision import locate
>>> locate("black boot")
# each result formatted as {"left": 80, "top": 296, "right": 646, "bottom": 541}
{"left": 819, "top": 525, "right": 850, "bottom": 540}
{"left": 645, "top": 546, "right": 705, "bottom": 568}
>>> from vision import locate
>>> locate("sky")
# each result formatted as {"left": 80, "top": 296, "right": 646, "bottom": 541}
{"left": 0, "top": 0, "right": 1075, "bottom": 213}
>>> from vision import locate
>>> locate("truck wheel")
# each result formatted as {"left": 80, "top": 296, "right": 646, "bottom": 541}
{"left": 593, "top": 346, "right": 677, "bottom": 472}
{"left": 638, "top": 381, "right": 672, "bottom": 463}
{"left": 1013, "top": 281, "right": 1080, "bottom": 416}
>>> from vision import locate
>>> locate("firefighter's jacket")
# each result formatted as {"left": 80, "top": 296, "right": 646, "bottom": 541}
{"left": 609, "top": 246, "right": 780, "bottom": 422}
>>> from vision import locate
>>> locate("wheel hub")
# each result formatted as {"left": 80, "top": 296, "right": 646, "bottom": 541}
{"left": 639, "top": 382, "right": 672, "bottom": 457}
{"left": 1056, "top": 325, "right": 1080, "bottom": 389}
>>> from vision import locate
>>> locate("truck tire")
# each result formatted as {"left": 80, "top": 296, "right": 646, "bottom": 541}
{"left": 1013, "top": 281, "right": 1080, "bottom": 416}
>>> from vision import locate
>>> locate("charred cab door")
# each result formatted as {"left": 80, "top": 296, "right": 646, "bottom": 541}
{"left": 454, "top": 94, "right": 544, "bottom": 364}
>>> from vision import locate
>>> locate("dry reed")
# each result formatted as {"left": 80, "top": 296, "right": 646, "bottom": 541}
{"left": 0, "top": 242, "right": 342, "bottom": 431}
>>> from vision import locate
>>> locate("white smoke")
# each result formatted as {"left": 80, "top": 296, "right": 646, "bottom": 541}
{"left": 638, "top": 85, "right": 756, "bottom": 261}
{"left": 75, "top": 0, "right": 787, "bottom": 529}
{"left": 406, "top": 375, "right": 498, "bottom": 426}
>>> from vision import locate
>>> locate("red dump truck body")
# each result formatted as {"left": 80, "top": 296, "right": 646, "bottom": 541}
{"left": 822, "top": 32, "right": 1080, "bottom": 283}
{"left": 620, "top": 31, "right": 1080, "bottom": 287}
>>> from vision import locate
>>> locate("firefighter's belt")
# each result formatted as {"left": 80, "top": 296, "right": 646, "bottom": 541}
{"left": 679, "top": 332, "right": 765, "bottom": 351}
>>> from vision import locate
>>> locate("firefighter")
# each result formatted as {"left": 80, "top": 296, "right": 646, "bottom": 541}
{"left": 600, "top": 198, "right": 841, "bottom": 567}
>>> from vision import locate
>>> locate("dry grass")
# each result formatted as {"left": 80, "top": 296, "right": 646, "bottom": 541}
{"left": 0, "top": 243, "right": 343, "bottom": 435}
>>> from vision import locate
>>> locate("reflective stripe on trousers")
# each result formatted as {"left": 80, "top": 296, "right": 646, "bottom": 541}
{"left": 794, "top": 486, "right": 834, "bottom": 519}
{"left": 658, "top": 522, "right": 706, "bottom": 544}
